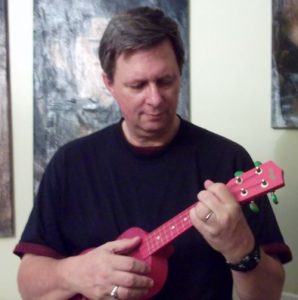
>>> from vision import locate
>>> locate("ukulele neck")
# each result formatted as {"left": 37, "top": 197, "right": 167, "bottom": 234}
{"left": 138, "top": 160, "right": 284, "bottom": 258}
{"left": 140, "top": 204, "right": 195, "bottom": 258}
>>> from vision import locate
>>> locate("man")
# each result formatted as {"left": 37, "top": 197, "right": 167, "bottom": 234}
{"left": 14, "top": 6, "right": 292, "bottom": 300}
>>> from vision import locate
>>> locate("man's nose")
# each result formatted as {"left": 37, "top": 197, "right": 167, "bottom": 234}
{"left": 146, "top": 83, "right": 163, "bottom": 106}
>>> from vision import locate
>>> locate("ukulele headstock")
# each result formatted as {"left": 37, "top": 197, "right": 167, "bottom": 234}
{"left": 227, "top": 161, "right": 285, "bottom": 207}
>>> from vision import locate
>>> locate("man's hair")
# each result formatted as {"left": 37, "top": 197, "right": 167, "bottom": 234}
{"left": 99, "top": 6, "right": 185, "bottom": 80}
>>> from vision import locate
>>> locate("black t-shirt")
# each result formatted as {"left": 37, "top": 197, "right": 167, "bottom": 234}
{"left": 14, "top": 118, "right": 292, "bottom": 300}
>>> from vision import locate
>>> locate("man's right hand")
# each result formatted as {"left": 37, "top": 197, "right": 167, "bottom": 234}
{"left": 61, "top": 236, "right": 154, "bottom": 300}
{"left": 18, "top": 237, "right": 153, "bottom": 300}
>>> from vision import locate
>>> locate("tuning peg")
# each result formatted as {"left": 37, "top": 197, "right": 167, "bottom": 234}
{"left": 234, "top": 170, "right": 243, "bottom": 177}
{"left": 234, "top": 170, "right": 244, "bottom": 184}
{"left": 270, "top": 192, "right": 279, "bottom": 204}
{"left": 249, "top": 201, "right": 260, "bottom": 213}
{"left": 254, "top": 161, "right": 263, "bottom": 174}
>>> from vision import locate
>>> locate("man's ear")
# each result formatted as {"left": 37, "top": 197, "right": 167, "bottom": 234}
{"left": 102, "top": 72, "right": 114, "bottom": 95}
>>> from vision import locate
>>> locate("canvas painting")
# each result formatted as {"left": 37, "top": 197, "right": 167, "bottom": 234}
{"left": 0, "top": 0, "right": 14, "bottom": 237}
{"left": 34, "top": 0, "right": 189, "bottom": 191}
{"left": 272, "top": 0, "right": 298, "bottom": 128}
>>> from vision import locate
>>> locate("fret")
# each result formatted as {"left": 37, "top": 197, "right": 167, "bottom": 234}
{"left": 75, "top": 161, "right": 284, "bottom": 300}
{"left": 141, "top": 204, "right": 196, "bottom": 258}
{"left": 138, "top": 161, "right": 284, "bottom": 259}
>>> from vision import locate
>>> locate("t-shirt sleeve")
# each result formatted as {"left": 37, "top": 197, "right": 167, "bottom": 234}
{"left": 233, "top": 150, "right": 292, "bottom": 264}
{"left": 243, "top": 194, "right": 292, "bottom": 263}
{"left": 13, "top": 148, "right": 68, "bottom": 258}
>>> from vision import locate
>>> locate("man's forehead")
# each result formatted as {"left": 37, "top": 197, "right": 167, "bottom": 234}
{"left": 117, "top": 39, "right": 174, "bottom": 62}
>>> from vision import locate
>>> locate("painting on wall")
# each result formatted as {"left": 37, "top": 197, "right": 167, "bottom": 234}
{"left": 272, "top": 0, "right": 298, "bottom": 128}
{"left": 0, "top": 0, "right": 14, "bottom": 237}
{"left": 34, "top": 0, "right": 190, "bottom": 192}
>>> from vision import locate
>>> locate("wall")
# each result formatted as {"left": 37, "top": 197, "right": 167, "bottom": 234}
{"left": 0, "top": 0, "right": 33, "bottom": 299}
{"left": 0, "top": 0, "right": 296, "bottom": 299}
{"left": 190, "top": 0, "right": 298, "bottom": 294}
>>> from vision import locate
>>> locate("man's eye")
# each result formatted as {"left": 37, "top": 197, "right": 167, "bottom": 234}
{"left": 129, "top": 83, "right": 145, "bottom": 90}
{"left": 158, "top": 77, "right": 175, "bottom": 86}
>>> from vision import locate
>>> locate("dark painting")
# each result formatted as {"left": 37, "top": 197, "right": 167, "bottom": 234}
{"left": 34, "top": 0, "right": 190, "bottom": 192}
{"left": 0, "top": 0, "right": 14, "bottom": 236}
{"left": 272, "top": 0, "right": 298, "bottom": 128}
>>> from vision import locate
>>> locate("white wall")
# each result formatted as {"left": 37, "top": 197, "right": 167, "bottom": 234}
{"left": 190, "top": 0, "right": 298, "bottom": 294}
{"left": 0, "top": 0, "right": 33, "bottom": 299}
{"left": 0, "top": 0, "right": 297, "bottom": 299}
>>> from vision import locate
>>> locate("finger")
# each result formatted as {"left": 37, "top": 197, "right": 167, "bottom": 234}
{"left": 113, "top": 270, "right": 154, "bottom": 288}
{"left": 189, "top": 207, "right": 206, "bottom": 229}
{"left": 115, "top": 285, "right": 151, "bottom": 300}
{"left": 204, "top": 181, "right": 238, "bottom": 206}
{"left": 204, "top": 179, "right": 214, "bottom": 189}
{"left": 197, "top": 189, "right": 221, "bottom": 215}
{"left": 190, "top": 206, "right": 215, "bottom": 227}
{"left": 192, "top": 198, "right": 213, "bottom": 221}
{"left": 111, "top": 255, "right": 151, "bottom": 274}
{"left": 104, "top": 236, "right": 142, "bottom": 255}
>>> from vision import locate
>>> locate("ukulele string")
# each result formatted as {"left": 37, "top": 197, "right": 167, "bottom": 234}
{"left": 143, "top": 166, "right": 271, "bottom": 256}
{"left": 144, "top": 205, "right": 195, "bottom": 256}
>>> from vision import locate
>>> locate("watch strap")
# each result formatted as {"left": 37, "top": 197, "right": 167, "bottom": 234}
{"left": 226, "top": 243, "right": 261, "bottom": 272}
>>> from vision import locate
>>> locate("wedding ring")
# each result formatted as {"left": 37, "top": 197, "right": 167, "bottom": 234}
{"left": 110, "top": 285, "right": 119, "bottom": 298}
{"left": 204, "top": 211, "right": 214, "bottom": 222}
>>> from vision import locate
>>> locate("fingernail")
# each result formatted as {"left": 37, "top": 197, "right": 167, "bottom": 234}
{"left": 149, "top": 279, "right": 154, "bottom": 287}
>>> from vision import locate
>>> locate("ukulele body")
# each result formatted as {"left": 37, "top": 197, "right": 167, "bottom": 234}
{"left": 70, "top": 161, "right": 284, "bottom": 300}
{"left": 73, "top": 227, "right": 174, "bottom": 300}
{"left": 117, "top": 227, "right": 174, "bottom": 299}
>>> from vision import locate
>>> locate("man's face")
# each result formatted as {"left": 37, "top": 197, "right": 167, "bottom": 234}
{"left": 103, "top": 39, "right": 181, "bottom": 143}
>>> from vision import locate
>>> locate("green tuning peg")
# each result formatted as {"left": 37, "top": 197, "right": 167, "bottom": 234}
{"left": 254, "top": 161, "right": 263, "bottom": 174}
{"left": 270, "top": 193, "right": 279, "bottom": 204}
{"left": 249, "top": 201, "right": 260, "bottom": 213}
{"left": 234, "top": 170, "right": 243, "bottom": 177}
{"left": 234, "top": 170, "right": 244, "bottom": 184}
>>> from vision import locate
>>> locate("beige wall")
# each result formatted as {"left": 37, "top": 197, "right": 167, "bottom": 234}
{"left": 190, "top": 0, "right": 298, "bottom": 294}
{"left": 0, "top": 0, "right": 296, "bottom": 299}
{"left": 0, "top": 0, "right": 33, "bottom": 299}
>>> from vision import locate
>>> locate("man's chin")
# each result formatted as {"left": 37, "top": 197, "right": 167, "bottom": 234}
{"left": 142, "top": 121, "right": 167, "bottom": 132}
{"left": 139, "top": 114, "right": 177, "bottom": 134}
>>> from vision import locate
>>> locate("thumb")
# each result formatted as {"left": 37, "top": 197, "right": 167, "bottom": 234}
{"left": 204, "top": 179, "right": 214, "bottom": 189}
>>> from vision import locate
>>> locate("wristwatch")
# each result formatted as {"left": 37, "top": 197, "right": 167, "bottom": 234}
{"left": 226, "top": 243, "right": 261, "bottom": 272}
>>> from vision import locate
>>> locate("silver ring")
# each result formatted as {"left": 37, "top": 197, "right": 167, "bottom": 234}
{"left": 110, "top": 285, "right": 119, "bottom": 298}
{"left": 204, "top": 211, "right": 214, "bottom": 222}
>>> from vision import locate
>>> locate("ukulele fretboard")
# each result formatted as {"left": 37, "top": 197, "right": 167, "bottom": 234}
{"left": 140, "top": 204, "right": 196, "bottom": 258}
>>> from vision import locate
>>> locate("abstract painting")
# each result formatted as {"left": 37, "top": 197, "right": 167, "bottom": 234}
{"left": 34, "top": 0, "right": 189, "bottom": 191}
{"left": 0, "top": 0, "right": 14, "bottom": 237}
{"left": 272, "top": 0, "right": 298, "bottom": 128}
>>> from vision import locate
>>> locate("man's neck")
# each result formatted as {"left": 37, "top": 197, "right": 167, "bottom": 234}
{"left": 122, "top": 116, "right": 180, "bottom": 148}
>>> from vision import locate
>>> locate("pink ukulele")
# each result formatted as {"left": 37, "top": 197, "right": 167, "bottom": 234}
{"left": 73, "top": 161, "right": 284, "bottom": 300}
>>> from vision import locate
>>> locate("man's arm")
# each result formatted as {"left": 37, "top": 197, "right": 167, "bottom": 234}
{"left": 18, "top": 254, "right": 74, "bottom": 300}
{"left": 232, "top": 251, "right": 284, "bottom": 300}
{"left": 17, "top": 237, "right": 153, "bottom": 300}
{"left": 190, "top": 180, "right": 285, "bottom": 300}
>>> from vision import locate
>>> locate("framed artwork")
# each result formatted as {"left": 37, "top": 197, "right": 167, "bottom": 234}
{"left": 34, "top": 0, "right": 190, "bottom": 191}
{"left": 272, "top": 0, "right": 298, "bottom": 128}
{"left": 0, "top": 0, "right": 14, "bottom": 237}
